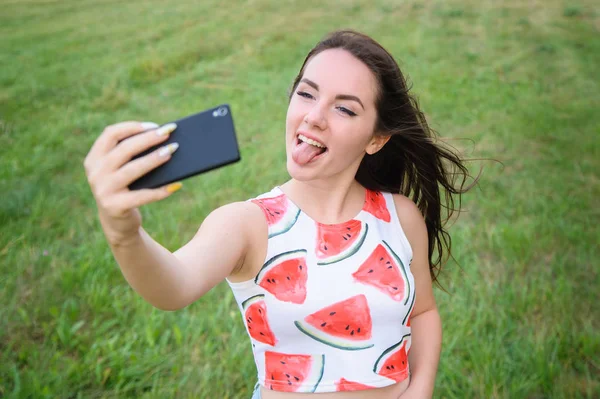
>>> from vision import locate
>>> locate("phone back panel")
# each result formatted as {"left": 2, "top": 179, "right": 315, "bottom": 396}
{"left": 129, "top": 104, "right": 240, "bottom": 190}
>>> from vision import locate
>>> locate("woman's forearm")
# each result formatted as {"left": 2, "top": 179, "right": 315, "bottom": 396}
{"left": 109, "top": 227, "right": 188, "bottom": 310}
{"left": 407, "top": 307, "right": 442, "bottom": 398}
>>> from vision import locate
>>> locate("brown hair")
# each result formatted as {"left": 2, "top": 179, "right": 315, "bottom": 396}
{"left": 290, "top": 30, "right": 475, "bottom": 284}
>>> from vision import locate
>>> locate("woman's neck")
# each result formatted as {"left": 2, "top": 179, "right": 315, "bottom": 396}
{"left": 280, "top": 179, "right": 366, "bottom": 225}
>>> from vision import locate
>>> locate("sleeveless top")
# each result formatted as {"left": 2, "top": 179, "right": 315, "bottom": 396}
{"left": 226, "top": 186, "right": 416, "bottom": 393}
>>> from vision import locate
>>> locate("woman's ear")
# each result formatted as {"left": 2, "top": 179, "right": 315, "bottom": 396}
{"left": 366, "top": 134, "right": 391, "bottom": 155}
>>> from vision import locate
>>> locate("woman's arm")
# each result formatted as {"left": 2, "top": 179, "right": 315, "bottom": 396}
{"left": 109, "top": 201, "right": 261, "bottom": 311}
{"left": 404, "top": 308, "right": 442, "bottom": 398}
{"left": 394, "top": 195, "right": 442, "bottom": 399}
{"left": 84, "top": 121, "right": 263, "bottom": 311}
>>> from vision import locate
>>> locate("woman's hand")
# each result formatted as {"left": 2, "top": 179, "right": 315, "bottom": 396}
{"left": 83, "top": 121, "right": 180, "bottom": 246}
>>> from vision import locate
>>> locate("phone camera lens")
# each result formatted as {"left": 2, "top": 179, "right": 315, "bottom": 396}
{"left": 213, "top": 107, "right": 228, "bottom": 117}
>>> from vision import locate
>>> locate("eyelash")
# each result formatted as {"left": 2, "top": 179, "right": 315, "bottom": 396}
{"left": 296, "top": 91, "right": 357, "bottom": 117}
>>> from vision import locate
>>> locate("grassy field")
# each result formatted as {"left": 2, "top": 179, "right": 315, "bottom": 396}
{"left": 1, "top": 0, "right": 598, "bottom": 398}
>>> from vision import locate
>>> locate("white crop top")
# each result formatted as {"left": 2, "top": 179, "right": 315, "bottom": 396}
{"left": 226, "top": 186, "right": 416, "bottom": 393}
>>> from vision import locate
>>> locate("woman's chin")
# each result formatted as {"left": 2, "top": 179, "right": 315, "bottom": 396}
{"left": 286, "top": 158, "right": 318, "bottom": 181}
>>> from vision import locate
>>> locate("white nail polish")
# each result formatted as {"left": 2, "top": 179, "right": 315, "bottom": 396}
{"left": 156, "top": 123, "right": 177, "bottom": 137}
{"left": 158, "top": 142, "right": 179, "bottom": 157}
{"left": 141, "top": 122, "right": 159, "bottom": 130}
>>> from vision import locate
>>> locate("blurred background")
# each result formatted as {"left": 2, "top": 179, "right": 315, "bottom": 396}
{"left": 1, "top": 0, "right": 598, "bottom": 398}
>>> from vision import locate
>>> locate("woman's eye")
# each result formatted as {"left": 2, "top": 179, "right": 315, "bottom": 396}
{"left": 296, "top": 91, "right": 313, "bottom": 99}
{"left": 337, "top": 106, "right": 356, "bottom": 117}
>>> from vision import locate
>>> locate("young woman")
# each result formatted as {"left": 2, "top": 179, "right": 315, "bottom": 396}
{"left": 84, "top": 30, "right": 470, "bottom": 399}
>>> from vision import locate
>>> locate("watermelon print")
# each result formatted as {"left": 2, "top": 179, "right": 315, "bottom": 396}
{"left": 242, "top": 295, "right": 277, "bottom": 346}
{"left": 352, "top": 240, "right": 411, "bottom": 304}
{"left": 335, "top": 378, "right": 376, "bottom": 392}
{"left": 316, "top": 220, "right": 369, "bottom": 265}
{"left": 294, "top": 294, "right": 374, "bottom": 350}
{"left": 251, "top": 194, "right": 300, "bottom": 238}
{"left": 255, "top": 250, "right": 307, "bottom": 304}
{"left": 264, "top": 351, "right": 325, "bottom": 392}
{"left": 363, "top": 189, "right": 391, "bottom": 222}
{"left": 373, "top": 334, "right": 411, "bottom": 383}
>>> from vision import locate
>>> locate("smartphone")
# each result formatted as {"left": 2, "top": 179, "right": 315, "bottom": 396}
{"left": 128, "top": 104, "right": 241, "bottom": 190}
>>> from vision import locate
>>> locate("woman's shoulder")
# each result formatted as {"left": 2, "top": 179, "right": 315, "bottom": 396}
{"left": 212, "top": 186, "right": 280, "bottom": 219}
{"left": 211, "top": 185, "right": 287, "bottom": 232}
{"left": 388, "top": 193, "right": 427, "bottom": 244}
{"left": 388, "top": 192, "right": 420, "bottom": 216}
{"left": 204, "top": 200, "right": 267, "bottom": 239}
{"left": 212, "top": 200, "right": 266, "bottom": 223}
{"left": 215, "top": 199, "right": 269, "bottom": 280}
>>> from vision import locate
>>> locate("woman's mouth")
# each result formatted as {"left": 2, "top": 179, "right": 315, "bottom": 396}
{"left": 292, "top": 133, "right": 328, "bottom": 165}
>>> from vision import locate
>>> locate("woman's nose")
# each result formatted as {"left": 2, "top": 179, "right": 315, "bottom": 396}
{"left": 303, "top": 104, "right": 327, "bottom": 130}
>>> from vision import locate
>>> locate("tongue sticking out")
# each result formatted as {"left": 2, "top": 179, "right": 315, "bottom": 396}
{"left": 292, "top": 141, "right": 325, "bottom": 165}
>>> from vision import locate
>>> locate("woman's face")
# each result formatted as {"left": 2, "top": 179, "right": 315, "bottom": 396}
{"left": 285, "top": 48, "right": 383, "bottom": 182}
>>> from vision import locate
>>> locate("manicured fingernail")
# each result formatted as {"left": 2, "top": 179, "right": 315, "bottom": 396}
{"left": 156, "top": 123, "right": 177, "bottom": 137}
{"left": 166, "top": 182, "right": 182, "bottom": 193}
{"left": 141, "top": 122, "right": 159, "bottom": 130}
{"left": 158, "top": 142, "right": 179, "bottom": 157}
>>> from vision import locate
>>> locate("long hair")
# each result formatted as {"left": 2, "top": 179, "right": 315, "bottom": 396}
{"left": 289, "top": 30, "right": 475, "bottom": 285}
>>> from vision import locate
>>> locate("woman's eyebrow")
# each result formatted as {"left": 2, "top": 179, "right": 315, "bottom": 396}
{"left": 300, "top": 78, "right": 365, "bottom": 110}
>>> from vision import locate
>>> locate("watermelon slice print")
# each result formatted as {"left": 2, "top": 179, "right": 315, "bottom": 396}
{"left": 255, "top": 250, "right": 307, "bottom": 304}
{"left": 242, "top": 294, "right": 277, "bottom": 346}
{"left": 363, "top": 189, "right": 391, "bottom": 222}
{"left": 316, "top": 220, "right": 369, "bottom": 265}
{"left": 294, "top": 294, "right": 374, "bottom": 350}
{"left": 335, "top": 378, "right": 375, "bottom": 391}
{"left": 264, "top": 351, "right": 325, "bottom": 392}
{"left": 352, "top": 241, "right": 411, "bottom": 304}
{"left": 251, "top": 194, "right": 300, "bottom": 238}
{"left": 373, "top": 334, "right": 411, "bottom": 383}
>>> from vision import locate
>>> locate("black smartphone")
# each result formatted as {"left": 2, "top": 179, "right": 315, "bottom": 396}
{"left": 129, "top": 104, "right": 241, "bottom": 190}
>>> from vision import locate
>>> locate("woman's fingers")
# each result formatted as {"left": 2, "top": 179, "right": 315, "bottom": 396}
{"left": 118, "top": 182, "right": 183, "bottom": 210}
{"left": 104, "top": 123, "right": 177, "bottom": 172}
{"left": 85, "top": 121, "right": 157, "bottom": 168}
{"left": 84, "top": 121, "right": 180, "bottom": 198}
{"left": 113, "top": 142, "right": 180, "bottom": 189}
{"left": 83, "top": 120, "right": 183, "bottom": 244}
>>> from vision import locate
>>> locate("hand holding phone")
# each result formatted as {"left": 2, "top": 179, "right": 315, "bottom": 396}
{"left": 129, "top": 104, "right": 241, "bottom": 190}
{"left": 83, "top": 105, "right": 241, "bottom": 245}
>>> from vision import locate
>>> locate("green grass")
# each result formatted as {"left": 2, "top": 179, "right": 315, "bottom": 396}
{"left": 1, "top": 0, "right": 599, "bottom": 397}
